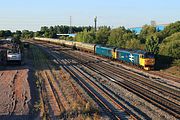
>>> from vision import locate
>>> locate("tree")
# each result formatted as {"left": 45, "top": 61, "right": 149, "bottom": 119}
{"left": 49, "top": 26, "right": 57, "bottom": 38}
{"left": 159, "top": 32, "right": 180, "bottom": 59}
{"left": 125, "top": 38, "right": 141, "bottom": 50}
{"left": 12, "top": 31, "right": 22, "bottom": 44}
{"left": 122, "top": 31, "right": 136, "bottom": 41}
{"left": 44, "top": 30, "right": 50, "bottom": 38}
{"left": 161, "top": 21, "right": 180, "bottom": 39}
{"left": 0, "top": 30, "right": 12, "bottom": 38}
{"left": 86, "top": 30, "right": 96, "bottom": 43}
{"left": 21, "top": 30, "right": 34, "bottom": 39}
{"left": 35, "top": 31, "right": 43, "bottom": 37}
{"left": 75, "top": 29, "right": 96, "bottom": 43}
{"left": 75, "top": 31, "right": 84, "bottom": 42}
{"left": 95, "top": 26, "right": 110, "bottom": 45}
{"left": 108, "top": 27, "right": 136, "bottom": 48}
{"left": 40, "top": 26, "right": 49, "bottom": 33}
{"left": 4, "top": 30, "right": 12, "bottom": 38}
{"left": 0, "top": 30, "right": 5, "bottom": 37}
{"left": 145, "top": 35, "right": 159, "bottom": 54}
{"left": 139, "top": 25, "right": 156, "bottom": 44}
{"left": 13, "top": 30, "right": 22, "bottom": 40}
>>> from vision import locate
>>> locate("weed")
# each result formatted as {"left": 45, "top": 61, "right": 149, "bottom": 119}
{"left": 34, "top": 101, "right": 41, "bottom": 112}
{"left": 93, "top": 112, "right": 101, "bottom": 120}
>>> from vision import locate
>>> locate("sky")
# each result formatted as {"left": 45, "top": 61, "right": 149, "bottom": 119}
{"left": 0, "top": 0, "right": 180, "bottom": 31}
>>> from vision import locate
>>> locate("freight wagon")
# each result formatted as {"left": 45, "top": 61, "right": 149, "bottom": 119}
{"left": 63, "top": 40, "right": 75, "bottom": 48}
{"left": 75, "top": 42, "right": 96, "bottom": 53}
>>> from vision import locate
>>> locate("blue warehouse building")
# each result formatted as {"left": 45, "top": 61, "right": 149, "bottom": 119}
{"left": 129, "top": 25, "right": 167, "bottom": 34}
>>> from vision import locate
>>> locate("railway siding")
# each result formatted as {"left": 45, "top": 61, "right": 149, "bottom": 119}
{"left": 61, "top": 48, "right": 180, "bottom": 119}
{"left": 44, "top": 45, "right": 139, "bottom": 119}
{"left": 31, "top": 40, "right": 180, "bottom": 120}
{"left": 31, "top": 44, "right": 104, "bottom": 119}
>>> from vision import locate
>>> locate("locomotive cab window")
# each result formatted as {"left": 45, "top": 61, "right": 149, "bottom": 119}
{"left": 140, "top": 54, "right": 144, "bottom": 58}
{"left": 144, "top": 53, "right": 154, "bottom": 58}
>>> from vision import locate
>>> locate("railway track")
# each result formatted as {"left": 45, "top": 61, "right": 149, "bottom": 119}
{"left": 66, "top": 49, "right": 180, "bottom": 94}
{"left": 63, "top": 50, "right": 180, "bottom": 99}
{"left": 32, "top": 46, "right": 69, "bottom": 119}
{"left": 72, "top": 50, "right": 180, "bottom": 87}
{"left": 40, "top": 45, "right": 139, "bottom": 120}
{"left": 32, "top": 45, "right": 87, "bottom": 119}
{"left": 64, "top": 50, "right": 180, "bottom": 118}
{"left": 32, "top": 40, "right": 180, "bottom": 119}
{"left": 94, "top": 62, "right": 180, "bottom": 101}
{"left": 32, "top": 44, "right": 119, "bottom": 119}
{"left": 149, "top": 71, "right": 180, "bottom": 83}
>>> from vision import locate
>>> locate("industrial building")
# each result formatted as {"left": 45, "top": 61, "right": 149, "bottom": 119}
{"left": 129, "top": 23, "right": 168, "bottom": 34}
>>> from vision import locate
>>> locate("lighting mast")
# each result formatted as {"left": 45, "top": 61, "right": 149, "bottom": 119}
{"left": 69, "top": 16, "right": 72, "bottom": 34}
{"left": 94, "top": 16, "right": 97, "bottom": 32}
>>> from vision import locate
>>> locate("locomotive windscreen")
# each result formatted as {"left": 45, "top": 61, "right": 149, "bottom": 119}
{"left": 144, "top": 52, "right": 154, "bottom": 58}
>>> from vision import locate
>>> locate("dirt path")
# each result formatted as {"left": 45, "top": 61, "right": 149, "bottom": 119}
{"left": 0, "top": 45, "right": 37, "bottom": 120}
{"left": 0, "top": 68, "right": 31, "bottom": 119}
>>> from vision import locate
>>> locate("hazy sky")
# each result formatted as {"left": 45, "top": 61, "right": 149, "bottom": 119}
{"left": 0, "top": 0, "right": 179, "bottom": 31}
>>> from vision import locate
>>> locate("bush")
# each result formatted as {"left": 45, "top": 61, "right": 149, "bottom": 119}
{"left": 173, "top": 59, "right": 180, "bottom": 66}
{"left": 125, "top": 38, "right": 141, "bottom": 49}
{"left": 145, "top": 35, "right": 159, "bottom": 54}
{"left": 159, "top": 33, "right": 180, "bottom": 59}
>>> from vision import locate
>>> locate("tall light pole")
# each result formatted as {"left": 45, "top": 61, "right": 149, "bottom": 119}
{"left": 94, "top": 16, "right": 97, "bottom": 32}
{"left": 69, "top": 16, "right": 72, "bottom": 34}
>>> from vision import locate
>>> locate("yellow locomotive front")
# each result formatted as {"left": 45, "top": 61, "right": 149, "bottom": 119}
{"left": 139, "top": 52, "right": 155, "bottom": 70}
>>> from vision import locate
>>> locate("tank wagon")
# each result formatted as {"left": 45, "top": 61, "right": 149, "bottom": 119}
{"left": 34, "top": 37, "right": 75, "bottom": 48}
{"left": 63, "top": 40, "right": 75, "bottom": 48}
{"left": 34, "top": 37, "right": 155, "bottom": 70}
{"left": 75, "top": 42, "right": 96, "bottom": 53}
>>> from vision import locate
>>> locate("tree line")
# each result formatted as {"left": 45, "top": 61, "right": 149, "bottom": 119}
{"left": 0, "top": 22, "right": 179, "bottom": 66}
{"left": 75, "top": 21, "right": 180, "bottom": 66}
{"left": 35, "top": 25, "right": 93, "bottom": 38}
{"left": 0, "top": 25, "right": 93, "bottom": 40}
{"left": 0, "top": 30, "right": 34, "bottom": 40}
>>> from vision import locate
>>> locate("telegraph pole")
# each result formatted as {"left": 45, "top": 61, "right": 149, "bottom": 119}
{"left": 94, "top": 16, "right": 97, "bottom": 32}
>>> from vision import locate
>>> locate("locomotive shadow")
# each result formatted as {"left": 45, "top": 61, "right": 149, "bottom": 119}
{"left": 155, "top": 55, "right": 173, "bottom": 70}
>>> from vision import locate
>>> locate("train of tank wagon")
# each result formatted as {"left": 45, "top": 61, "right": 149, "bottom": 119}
{"left": 34, "top": 37, "right": 155, "bottom": 70}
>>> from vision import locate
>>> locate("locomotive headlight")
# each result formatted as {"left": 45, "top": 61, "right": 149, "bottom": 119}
{"left": 145, "top": 60, "right": 148, "bottom": 63}
{"left": 144, "top": 59, "right": 155, "bottom": 65}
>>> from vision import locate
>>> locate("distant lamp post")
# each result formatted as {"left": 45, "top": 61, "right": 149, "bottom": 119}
{"left": 94, "top": 16, "right": 97, "bottom": 32}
